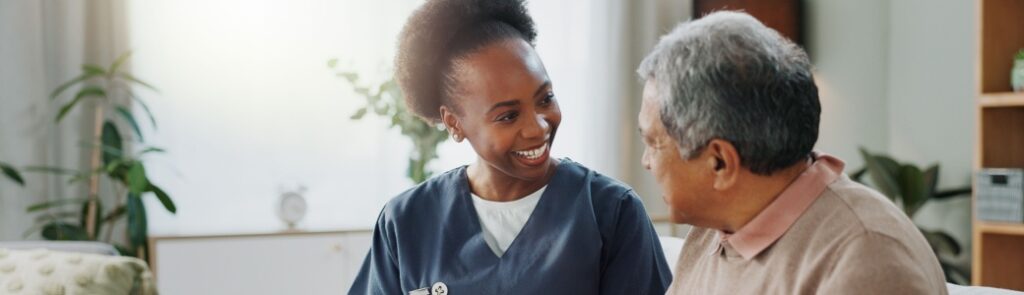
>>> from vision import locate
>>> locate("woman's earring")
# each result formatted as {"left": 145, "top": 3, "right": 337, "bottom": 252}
{"left": 451, "top": 133, "right": 463, "bottom": 142}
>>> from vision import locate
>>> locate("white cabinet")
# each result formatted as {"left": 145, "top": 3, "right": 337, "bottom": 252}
{"left": 150, "top": 230, "right": 372, "bottom": 295}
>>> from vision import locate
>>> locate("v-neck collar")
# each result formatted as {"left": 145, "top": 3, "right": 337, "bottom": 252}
{"left": 455, "top": 159, "right": 571, "bottom": 261}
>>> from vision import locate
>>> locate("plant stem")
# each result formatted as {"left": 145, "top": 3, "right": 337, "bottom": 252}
{"left": 84, "top": 84, "right": 108, "bottom": 240}
{"left": 103, "top": 185, "right": 125, "bottom": 243}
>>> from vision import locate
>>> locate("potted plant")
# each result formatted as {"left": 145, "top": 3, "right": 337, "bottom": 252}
{"left": 327, "top": 59, "right": 449, "bottom": 184}
{"left": 21, "top": 52, "right": 176, "bottom": 259}
{"left": 852, "top": 147, "right": 972, "bottom": 284}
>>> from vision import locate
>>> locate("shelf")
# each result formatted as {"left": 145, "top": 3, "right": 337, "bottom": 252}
{"left": 977, "top": 221, "right": 1024, "bottom": 236}
{"left": 979, "top": 0, "right": 1024, "bottom": 93}
{"left": 975, "top": 0, "right": 1024, "bottom": 290}
{"left": 980, "top": 107, "right": 1024, "bottom": 168}
{"left": 980, "top": 92, "right": 1024, "bottom": 108}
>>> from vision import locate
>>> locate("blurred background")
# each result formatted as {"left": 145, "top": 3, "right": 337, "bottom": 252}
{"left": 2, "top": 0, "right": 1009, "bottom": 293}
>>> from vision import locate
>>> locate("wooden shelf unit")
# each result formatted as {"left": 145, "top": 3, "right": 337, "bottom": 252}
{"left": 980, "top": 92, "right": 1024, "bottom": 108}
{"left": 972, "top": 0, "right": 1024, "bottom": 290}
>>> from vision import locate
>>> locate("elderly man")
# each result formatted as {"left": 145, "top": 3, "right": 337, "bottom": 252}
{"left": 636, "top": 11, "right": 947, "bottom": 294}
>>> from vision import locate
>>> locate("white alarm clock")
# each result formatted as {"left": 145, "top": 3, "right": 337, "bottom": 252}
{"left": 277, "top": 187, "right": 308, "bottom": 230}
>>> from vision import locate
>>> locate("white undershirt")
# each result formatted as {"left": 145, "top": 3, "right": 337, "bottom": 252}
{"left": 470, "top": 185, "right": 546, "bottom": 257}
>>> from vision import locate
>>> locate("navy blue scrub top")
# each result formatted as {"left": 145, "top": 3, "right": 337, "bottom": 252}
{"left": 349, "top": 159, "right": 672, "bottom": 294}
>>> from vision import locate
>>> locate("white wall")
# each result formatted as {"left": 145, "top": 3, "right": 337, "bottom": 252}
{"left": 888, "top": 0, "right": 976, "bottom": 269}
{"left": 806, "top": 0, "right": 891, "bottom": 170}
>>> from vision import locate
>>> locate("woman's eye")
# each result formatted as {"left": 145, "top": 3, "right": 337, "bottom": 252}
{"left": 497, "top": 112, "right": 518, "bottom": 122}
{"left": 540, "top": 93, "right": 554, "bottom": 105}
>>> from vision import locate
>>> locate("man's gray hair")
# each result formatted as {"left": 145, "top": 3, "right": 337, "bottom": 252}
{"left": 636, "top": 11, "right": 820, "bottom": 175}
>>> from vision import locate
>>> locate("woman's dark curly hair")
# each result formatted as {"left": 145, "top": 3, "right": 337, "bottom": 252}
{"left": 395, "top": 0, "right": 537, "bottom": 123}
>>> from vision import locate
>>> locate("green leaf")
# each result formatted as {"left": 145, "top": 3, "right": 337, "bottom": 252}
{"left": 353, "top": 86, "right": 373, "bottom": 98}
{"left": 23, "top": 166, "right": 80, "bottom": 175}
{"left": 327, "top": 58, "right": 338, "bottom": 68}
{"left": 131, "top": 95, "right": 158, "bottom": 129}
{"left": 113, "top": 244, "right": 137, "bottom": 257}
{"left": 922, "top": 165, "right": 939, "bottom": 198}
{"left": 82, "top": 64, "right": 107, "bottom": 76}
{"left": 899, "top": 164, "right": 926, "bottom": 217}
{"left": 126, "top": 193, "right": 148, "bottom": 248}
{"left": 115, "top": 105, "right": 144, "bottom": 140}
{"left": 41, "top": 222, "right": 89, "bottom": 241}
{"left": 103, "top": 205, "right": 126, "bottom": 223}
{"left": 127, "top": 162, "right": 149, "bottom": 195}
{"left": 137, "top": 147, "right": 166, "bottom": 156}
{"left": 109, "top": 51, "right": 133, "bottom": 74}
{"left": 1, "top": 162, "right": 25, "bottom": 186}
{"left": 875, "top": 155, "right": 902, "bottom": 178}
{"left": 118, "top": 72, "right": 158, "bottom": 92}
{"left": 336, "top": 72, "right": 359, "bottom": 83}
{"left": 104, "top": 159, "right": 124, "bottom": 174}
{"left": 101, "top": 121, "right": 123, "bottom": 167}
{"left": 26, "top": 198, "right": 89, "bottom": 212}
{"left": 849, "top": 167, "right": 867, "bottom": 182}
{"left": 921, "top": 228, "right": 961, "bottom": 256}
{"left": 105, "top": 160, "right": 131, "bottom": 182}
{"left": 858, "top": 148, "right": 901, "bottom": 201}
{"left": 76, "top": 140, "right": 125, "bottom": 162}
{"left": 934, "top": 187, "right": 972, "bottom": 199}
{"left": 56, "top": 87, "right": 107, "bottom": 123}
{"left": 148, "top": 184, "right": 177, "bottom": 214}
{"left": 33, "top": 211, "right": 80, "bottom": 224}
{"left": 350, "top": 107, "right": 368, "bottom": 120}
{"left": 50, "top": 72, "right": 103, "bottom": 100}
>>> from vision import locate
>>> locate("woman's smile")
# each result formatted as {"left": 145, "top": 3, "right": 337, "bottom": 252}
{"left": 511, "top": 141, "right": 550, "bottom": 166}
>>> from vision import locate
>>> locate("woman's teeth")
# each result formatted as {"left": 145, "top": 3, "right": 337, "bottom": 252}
{"left": 513, "top": 144, "right": 547, "bottom": 160}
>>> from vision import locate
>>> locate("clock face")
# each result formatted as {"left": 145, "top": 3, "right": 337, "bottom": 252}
{"left": 278, "top": 192, "right": 307, "bottom": 226}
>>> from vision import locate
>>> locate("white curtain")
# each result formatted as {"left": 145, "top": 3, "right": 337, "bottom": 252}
{"left": 0, "top": 0, "right": 129, "bottom": 240}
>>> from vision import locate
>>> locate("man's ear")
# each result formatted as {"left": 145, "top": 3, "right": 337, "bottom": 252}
{"left": 705, "top": 139, "right": 740, "bottom": 191}
{"left": 440, "top": 105, "right": 463, "bottom": 142}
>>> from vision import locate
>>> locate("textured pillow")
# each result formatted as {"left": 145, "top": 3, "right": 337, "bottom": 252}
{"left": 0, "top": 248, "right": 156, "bottom": 295}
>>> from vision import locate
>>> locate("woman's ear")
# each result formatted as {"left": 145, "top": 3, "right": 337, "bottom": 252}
{"left": 440, "top": 105, "right": 464, "bottom": 142}
{"left": 705, "top": 139, "right": 740, "bottom": 191}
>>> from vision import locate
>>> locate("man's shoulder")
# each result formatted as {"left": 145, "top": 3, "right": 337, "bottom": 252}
{"left": 820, "top": 175, "right": 922, "bottom": 241}
{"left": 781, "top": 176, "right": 936, "bottom": 265}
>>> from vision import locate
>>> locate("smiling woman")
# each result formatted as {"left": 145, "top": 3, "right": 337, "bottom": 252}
{"left": 347, "top": 0, "right": 671, "bottom": 294}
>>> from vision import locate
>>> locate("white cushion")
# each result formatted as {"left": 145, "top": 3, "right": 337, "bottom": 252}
{"left": 0, "top": 241, "right": 118, "bottom": 256}
{"left": 659, "top": 236, "right": 685, "bottom": 275}
{"left": 0, "top": 248, "right": 155, "bottom": 295}
{"left": 947, "top": 283, "right": 1024, "bottom": 295}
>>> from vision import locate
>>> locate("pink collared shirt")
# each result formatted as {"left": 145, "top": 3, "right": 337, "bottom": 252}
{"left": 667, "top": 152, "right": 948, "bottom": 294}
{"left": 715, "top": 152, "right": 845, "bottom": 260}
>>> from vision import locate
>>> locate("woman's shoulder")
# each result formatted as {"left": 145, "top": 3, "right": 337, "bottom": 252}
{"left": 381, "top": 165, "right": 467, "bottom": 218}
{"left": 562, "top": 160, "right": 654, "bottom": 239}
{"left": 561, "top": 159, "right": 637, "bottom": 203}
